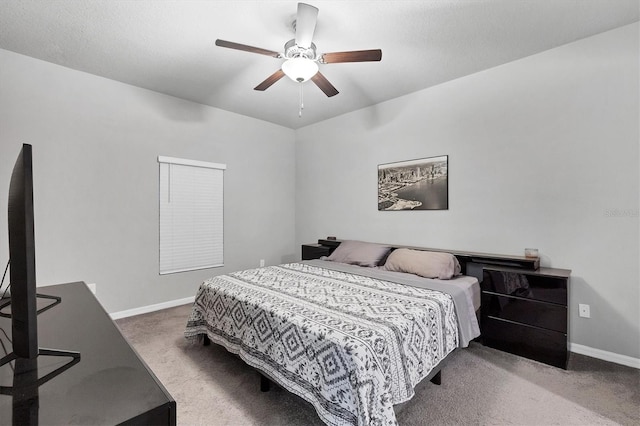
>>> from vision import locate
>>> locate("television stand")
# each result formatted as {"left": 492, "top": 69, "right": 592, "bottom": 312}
{"left": 0, "top": 292, "right": 65, "bottom": 319}
{"left": 0, "top": 348, "right": 80, "bottom": 388}
{"left": 0, "top": 282, "right": 176, "bottom": 425}
{"left": 0, "top": 292, "right": 80, "bottom": 376}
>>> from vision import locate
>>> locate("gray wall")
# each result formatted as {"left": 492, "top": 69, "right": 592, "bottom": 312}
{"left": 0, "top": 49, "right": 296, "bottom": 313}
{"left": 295, "top": 24, "right": 639, "bottom": 360}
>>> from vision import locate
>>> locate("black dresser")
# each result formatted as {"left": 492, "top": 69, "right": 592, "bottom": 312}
{"left": 481, "top": 266, "right": 571, "bottom": 369}
{"left": 0, "top": 282, "right": 176, "bottom": 425}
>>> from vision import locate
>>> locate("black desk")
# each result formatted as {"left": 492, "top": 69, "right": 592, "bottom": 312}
{"left": 0, "top": 282, "right": 176, "bottom": 425}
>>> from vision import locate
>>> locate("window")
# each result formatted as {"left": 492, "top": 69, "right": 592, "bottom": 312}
{"left": 158, "top": 156, "right": 225, "bottom": 274}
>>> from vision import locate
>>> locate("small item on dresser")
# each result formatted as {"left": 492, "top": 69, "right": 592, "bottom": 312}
{"left": 326, "top": 236, "right": 336, "bottom": 240}
{"left": 524, "top": 248, "right": 539, "bottom": 258}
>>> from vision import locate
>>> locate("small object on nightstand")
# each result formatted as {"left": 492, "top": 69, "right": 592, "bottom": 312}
{"left": 524, "top": 248, "right": 539, "bottom": 258}
{"left": 327, "top": 236, "right": 336, "bottom": 240}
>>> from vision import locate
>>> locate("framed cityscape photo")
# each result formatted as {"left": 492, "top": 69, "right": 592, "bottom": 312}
{"left": 378, "top": 155, "right": 448, "bottom": 210}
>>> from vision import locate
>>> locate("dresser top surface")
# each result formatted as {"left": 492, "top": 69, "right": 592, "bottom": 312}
{"left": 483, "top": 265, "right": 571, "bottom": 278}
{"left": 0, "top": 282, "right": 174, "bottom": 425}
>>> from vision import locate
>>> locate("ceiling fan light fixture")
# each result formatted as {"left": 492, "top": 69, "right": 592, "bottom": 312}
{"left": 281, "top": 57, "right": 318, "bottom": 83}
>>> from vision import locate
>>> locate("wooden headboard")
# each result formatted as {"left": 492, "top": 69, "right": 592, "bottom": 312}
{"left": 315, "top": 239, "right": 540, "bottom": 279}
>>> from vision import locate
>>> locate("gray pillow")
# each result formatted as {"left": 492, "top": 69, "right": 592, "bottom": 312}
{"left": 325, "top": 240, "right": 391, "bottom": 267}
{"left": 382, "top": 248, "right": 461, "bottom": 280}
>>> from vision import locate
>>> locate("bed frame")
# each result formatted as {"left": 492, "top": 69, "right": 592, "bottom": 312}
{"left": 202, "top": 333, "right": 442, "bottom": 392}
{"left": 315, "top": 239, "right": 539, "bottom": 274}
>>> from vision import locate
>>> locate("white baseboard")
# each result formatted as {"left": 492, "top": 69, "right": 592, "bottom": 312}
{"left": 110, "top": 296, "right": 195, "bottom": 320}
{"left": 569, "top": 343, "right": 640, "bottom": 369}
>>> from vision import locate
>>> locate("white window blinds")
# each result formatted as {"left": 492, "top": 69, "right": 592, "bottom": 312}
{"left": 158, "top": 156, "right": 225, "bottom": 275}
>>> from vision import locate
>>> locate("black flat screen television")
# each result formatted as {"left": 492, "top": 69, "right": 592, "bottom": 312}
{"left": 7, "top": 143, "right": 38, "bottom": 358}
{"left": 0, "top": 144, "right": 79, "bottom": 372}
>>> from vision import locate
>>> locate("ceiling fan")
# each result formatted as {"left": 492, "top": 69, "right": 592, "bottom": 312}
{"left": 215, "top": 2, "right": 382, "bottom": 99}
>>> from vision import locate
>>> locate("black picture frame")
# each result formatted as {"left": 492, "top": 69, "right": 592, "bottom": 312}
{"left": 378, "top": 155, "right": 448, "bottom": 211}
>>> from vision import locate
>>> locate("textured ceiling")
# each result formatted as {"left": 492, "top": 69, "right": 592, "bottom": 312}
{"left": 0, "top": 0, "right": 638, "bottom": 129}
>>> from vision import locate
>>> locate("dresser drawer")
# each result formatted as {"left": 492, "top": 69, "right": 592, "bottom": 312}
{"left": 482, "top": 269, "right": 567, "bottom": 305}
{"left": 481, "top": 293, "right": 567, "bottom": 333}
{"left": 481, "top": 316, "right": 568, "bottom": 369}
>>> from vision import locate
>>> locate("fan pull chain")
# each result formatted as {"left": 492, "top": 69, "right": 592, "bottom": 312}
{"left": 299, "top": 83, "right": 304, "bottom": 118}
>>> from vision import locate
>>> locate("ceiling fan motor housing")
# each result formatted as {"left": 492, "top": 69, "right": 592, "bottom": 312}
{"left": 284, "top": 39, "right": 317, "bottom": 60}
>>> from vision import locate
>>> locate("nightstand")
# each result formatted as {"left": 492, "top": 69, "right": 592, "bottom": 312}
{"left": 480, "top": 266, "right": 571, "bottom": 369}
{"left": 301, "top": 244, "right": 332, "bottom": 260}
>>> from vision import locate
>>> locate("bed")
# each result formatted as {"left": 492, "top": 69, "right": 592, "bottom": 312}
{"left": 185, "top": 242, "right": 481, "bottom": 426}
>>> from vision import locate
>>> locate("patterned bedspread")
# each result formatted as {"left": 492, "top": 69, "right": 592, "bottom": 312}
{"left": 185, "top": 262, "right": 460, "bottom": 426}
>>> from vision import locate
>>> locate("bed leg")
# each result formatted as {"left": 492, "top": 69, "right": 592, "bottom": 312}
{"left": 430, "top": 370, "right": 442, "bottom": 385}
{"left": 202, "top": 335, "right": 210, "bottom": 346}
{"left": 260, "top": 373, "right": 271, "bottom": 392}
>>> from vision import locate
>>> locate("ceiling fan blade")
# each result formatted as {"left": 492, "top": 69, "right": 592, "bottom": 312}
{"left": 321, "top": 49, "right": 382, "bottom": 63}
{"left": 311, "top": 72, "right": 339, "bottom": 97}
{"left": 254, "top": 69, "right": 286, "bottom": 91}
{"left": 215, "top": 39, "right": 281, "bottom": 58}
{"left": 295, "top": 3, "right": 318, "bottom": 48}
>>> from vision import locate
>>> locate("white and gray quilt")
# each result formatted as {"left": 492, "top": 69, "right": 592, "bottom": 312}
{"left": 185, "top": 261, "right": 477, "bottom": 426}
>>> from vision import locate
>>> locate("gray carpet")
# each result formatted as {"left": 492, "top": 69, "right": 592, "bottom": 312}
{"left": 116, "top": 304, "right": 639, "bottom": 426}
